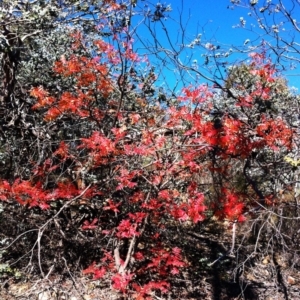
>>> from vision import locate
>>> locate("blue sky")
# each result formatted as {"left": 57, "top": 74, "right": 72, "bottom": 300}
{"left": 131, "top": 0, "right": 300, "bottom": 92}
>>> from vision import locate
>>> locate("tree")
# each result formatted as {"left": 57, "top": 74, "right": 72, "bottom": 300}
{"left": 0, "top": 1, "right": 300, "bottom": 299}
{"left": 229, "top": 0, "right": 300, "bottom": 77}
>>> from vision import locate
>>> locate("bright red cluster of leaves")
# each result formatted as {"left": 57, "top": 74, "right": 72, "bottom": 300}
{"left": 214, "top": 188, "right": 246, "bottom": 222}
{"left": 256, "top": 115, "right": 293, "bottom": 151}
{"left": 0, "top": 179, "right": 80, "bottom": 209}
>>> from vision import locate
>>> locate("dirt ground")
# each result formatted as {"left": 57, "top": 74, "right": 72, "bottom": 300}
{"left": 1, "top": 223, "right": 300, "bottom": 300}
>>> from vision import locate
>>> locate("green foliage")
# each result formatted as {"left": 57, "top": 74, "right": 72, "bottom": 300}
{"left": 0, "top": 261, "right": 22, "bottom": 280}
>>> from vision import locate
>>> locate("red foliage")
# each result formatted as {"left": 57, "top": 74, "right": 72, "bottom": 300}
{"left": 82, "top": 262, "right": 107, "bottom": 280}
{"left": 111, "top": 272, "right": 134, "bottom": 293}
{"left": 214, "top": 188, "right": 246, "bottom": 222}
{"left": 81, "top": 218, "right": 98, "bottom": 230}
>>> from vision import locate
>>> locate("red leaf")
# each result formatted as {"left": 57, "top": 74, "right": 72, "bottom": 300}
{"left": 103, "top": 199, "right": 121, "bottom": 213}
{"left": 82, "top": 218, "right": 98, "bottom": 230}
{"left": 82, "top": 263, "right": 106, "bottom": 280}
{"left": 111, "top": 273, "right": 134, "bottom": 292}
{"left": 116, "top": 219, "right": 140, "bottom": 238}
{"left": 53, "top": 141, "right": 72, "bottom": 160}
{"left": 93, "top": 267, "right": 106, "bottom": 279}
{"left": 82, "top": 262, "right": 97, "bottom": 275}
